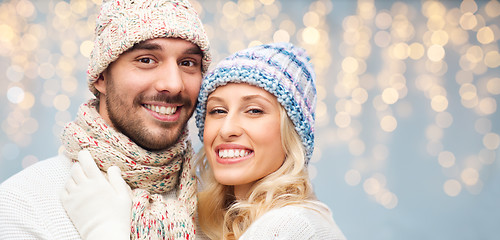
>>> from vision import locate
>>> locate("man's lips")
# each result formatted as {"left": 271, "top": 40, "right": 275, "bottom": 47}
{"left": 143, "top": 103, "right": 182, "bottom": 121}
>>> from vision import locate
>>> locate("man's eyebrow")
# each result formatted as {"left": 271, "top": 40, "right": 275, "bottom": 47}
{"left": 185, "top": 46, "right": 203, "bottom": 55}
{"left": 126, "top": 42, "right": 162, "bottom": 52}
{"left": 126, "top": 41, "right": 203, "bottom": 55}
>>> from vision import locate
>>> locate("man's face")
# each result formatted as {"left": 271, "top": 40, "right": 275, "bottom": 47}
{"left": 94, "top": 38, "right": 203, "bottom": 151}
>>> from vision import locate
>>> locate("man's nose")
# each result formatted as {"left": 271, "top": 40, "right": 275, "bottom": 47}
{"left": 155, "top": 60, "right": 184, "bottom": 94}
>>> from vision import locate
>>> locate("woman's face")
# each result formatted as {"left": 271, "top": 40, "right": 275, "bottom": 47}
{"left": 203, "top": 83, "right": 286, "bottom": 198}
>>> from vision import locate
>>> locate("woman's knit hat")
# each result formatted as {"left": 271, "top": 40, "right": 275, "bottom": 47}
{"left": 87, "top": 0, "right": 211, "bottom": 96}
{"left": 195, "top": 42, "right": 317, "bottom": 163}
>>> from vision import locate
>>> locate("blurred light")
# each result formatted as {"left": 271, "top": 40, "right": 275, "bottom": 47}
{"left": 21, "top": 34, "right": 38, "bottom": 52}
{"left": 477, "top": 26, "right": 495, "bottom": 44}
{"left": 380, "top": 115, "right": 397, "bottom": 132}
{"left": 345, "top": 169, "right": 361, "bottom": 186}
{"left": 443, "top": 179, "right": 462, "bottom": 197}
{"left": 487, "top": 77, "right": 500, "bottom": 95}
{"left": 222, "top": 1, "right": 239, "bottom": 19}
{"left": 302, "top": 27, "right": 320, "bottom": 44}
{"left": 335, "top": 111, "right": 351, "bottom": 128}
{"left": 374, "top": 31, "right": 391, "bottom": 48}
{"left": 363, "top": 177, "right": 381, "bottom": 195}
{"left": 351, "top": 88, "right": 369, "bottom": 104}
{"left": 459, "top": 12, "right": 477, "bottom": 30}
{"left": 255, "top": 14, "right": 272, "bottom": 31}
{"left": 279, "top": 19, "right": 296, "bottom": 35}
{"left": 381, "top": 88, "right": 399, "bottom": 104}
{"left": 484, "top": 51, "right": 500, "bottom": 68}
{"left": 460, "top": 0, "right": 478, "bottom": 14}
{"left": 303, "top": 11, "right": 320, "bottom": 27}
{"left": 61, "top": 40, "right": 78, "bottom": 57}
{"left": 38, "top": 63, "right": 56, "bottom": 80}
{"left": 431, "top": 95, "right": 448, "bottom": 112}
{"left": 6, "top": 65, "right": 24, "bottom": 82}
{"left": 479, "top": 148, "right": 496, "bottom": 165}
{"left": 438, "top": 151, "right": 456, "bottom": 168}
{"left": 342, "top": 57, "right": 359, "bottom": 73}
{"left": 426, "top": 124, "right": 443, "bottom": 140}
{"left": 408, "top": 42, "right": 425, "bottom": 60}
{"left": 392, "top": 42, "right": 409, "bottom": 60}
{"left": 349, "top": 138, "right": 366, "bottom": 156}
{"left": 461, "top": 168, "right": 479, "bottom": 186}
{"left": 16, "top": 0, "right": 36, "bottom": 18}
{"left": 80, "top": 40, "right": 94, "bottom": 58}
{"left": 459, "top": 83, "right": 477, "bottom": 100}
{"left": 466, "top": 45, "right": 483, "bottom": 63}
{"left": 273, "top": 29, "right": 290, "bottom": 42}
{"left": 483, "top": 132, "right": 500, "bottom": 150}
{"left": 435, "top": 111, "right": 453, "bottom": 128}
{"left": 427, "top": 140, "right": 444, "bottom": 156}
{"left": 427, "top": 44, "right": 445, "bottom": 61}
{"left": 375, "top": 11, "right": 392, "bottom": 29}
{"left": 7, "top": 86, "right": 25, "bottom": 104}
{"left": 449, "top": 27, "right": 469, "bottom": 45}
{"left": 55, "top": 1, "right": 72, "bottom": 19}
{"left": 18, "top": 92, "right": 35, "bottom": 110}
{"left": 485, "top": 0, "right": 500, "bottom": 18}
{"left": 259, "top": 0, "right": 275, "bottom": 5}
{"left": 477, "top": 97, "right": 497, "bottom": 115}
{"left": 475, "top": 118, "right": 492, "bottom": 135}
{"left": 53, "top": 94, "right": 71, "bottom": 111}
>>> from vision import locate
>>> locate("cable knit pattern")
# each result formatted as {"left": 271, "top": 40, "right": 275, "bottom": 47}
{"left": 60, "top": 99, "right": 197, "bottom": 240}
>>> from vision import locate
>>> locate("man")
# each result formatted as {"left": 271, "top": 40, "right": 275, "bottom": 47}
{"left": 0, "top": 0, "right": 211, "bottom": 239}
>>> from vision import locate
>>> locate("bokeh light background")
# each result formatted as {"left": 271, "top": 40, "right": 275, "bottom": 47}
{"left": 1, "top": 0, "right": 499, "bottom": 239}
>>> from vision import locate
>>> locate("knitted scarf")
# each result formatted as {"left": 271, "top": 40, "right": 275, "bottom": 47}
{"left": 60, "top": 99, "right": 197, "bottom": 240}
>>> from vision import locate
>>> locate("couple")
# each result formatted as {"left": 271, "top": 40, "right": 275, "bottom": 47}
{"left": 0, "top": 0, "right": 345, "bottom": 239}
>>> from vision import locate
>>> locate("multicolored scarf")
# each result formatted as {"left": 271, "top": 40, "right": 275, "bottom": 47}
{"left": 60, "top": 99, "right": 197, "bottom": 239}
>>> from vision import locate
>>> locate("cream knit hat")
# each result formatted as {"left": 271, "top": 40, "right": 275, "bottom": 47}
{"left": 87, "top": 0, "right": 211, "bottom": 96}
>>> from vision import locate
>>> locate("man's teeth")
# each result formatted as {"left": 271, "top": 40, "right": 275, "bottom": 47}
{"left": 144, "top": 104, "right": 177, "bottom": 115}
{"left": 218, "top": 149, "right": 251, "bottom": 158}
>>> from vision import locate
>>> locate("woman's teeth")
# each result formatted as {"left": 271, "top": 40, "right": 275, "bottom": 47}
{"left": 144, "top": 104, "right": 177, "bottom": 115}
{"left": 218, "top": 149, "right": 251, "bottom": 158}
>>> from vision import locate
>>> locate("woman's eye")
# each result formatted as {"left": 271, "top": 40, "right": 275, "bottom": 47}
{"left": 208, "top": 109, "right": 226, "bottom": 115}
{"left": 247, "top": 108, "right": 263, "bottom": 114}
{"left": 138, "top": 58, "right": 155, "bottom": 64}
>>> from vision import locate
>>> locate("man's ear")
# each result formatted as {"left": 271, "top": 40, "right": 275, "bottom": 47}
{"left": 94, "top": 73, "right": 106, "bottom": 95}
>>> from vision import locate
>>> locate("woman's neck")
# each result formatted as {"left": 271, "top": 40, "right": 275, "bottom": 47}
{"left": 233, "top": 183, "right": 253, "bottom": 200}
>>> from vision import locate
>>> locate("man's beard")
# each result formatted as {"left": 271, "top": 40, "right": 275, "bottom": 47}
{"left": 104, "top": 88, "right": 193, "bottom": 151}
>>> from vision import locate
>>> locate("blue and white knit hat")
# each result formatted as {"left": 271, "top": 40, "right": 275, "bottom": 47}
{"left": 195, "top": 42, "right": 317, "bottom": 163}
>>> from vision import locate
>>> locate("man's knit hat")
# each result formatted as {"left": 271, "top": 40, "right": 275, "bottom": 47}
{"left": 195, "top": 42, "right": 317, "bottom": 163}
{"left": 87, "top": 0, "right": 211, "bottom": 96}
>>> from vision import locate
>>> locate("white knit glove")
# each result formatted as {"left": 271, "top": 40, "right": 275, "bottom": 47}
{"left": 61, "top": 150, "right": 132, "bottom": 240}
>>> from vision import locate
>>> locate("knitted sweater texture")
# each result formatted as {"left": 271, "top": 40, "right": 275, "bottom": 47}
{"left": 240, "top": 202, "right": 346, "bottom": 240}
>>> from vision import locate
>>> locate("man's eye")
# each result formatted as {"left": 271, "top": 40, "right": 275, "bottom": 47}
{"left": 139, "top": 58, "right": 155, "bottom": 64}
{"left": 180, "top": 60, "right": 195, "bottom": 67}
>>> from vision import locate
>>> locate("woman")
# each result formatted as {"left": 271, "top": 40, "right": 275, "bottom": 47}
{"left": 194, "top": 42, "right": 345, "bottom": 239}
{"left": 61, "top": 43, "right": 345, "bottom": 239}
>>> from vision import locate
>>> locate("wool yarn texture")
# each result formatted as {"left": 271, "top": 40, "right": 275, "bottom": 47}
{"left": 195, "top": 42, "right": 317, "bottom": 163}
{"left": 87, "top": 0, "right": 212, "bottom": 96}
{"left": 61, "top": 99, "right": 197, "bottom": 239}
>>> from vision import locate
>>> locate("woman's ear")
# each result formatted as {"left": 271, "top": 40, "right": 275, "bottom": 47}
{"left": 94, "top": 73, "right": 106, "bottom": 95}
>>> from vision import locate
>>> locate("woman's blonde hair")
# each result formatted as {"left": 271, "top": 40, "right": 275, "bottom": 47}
{"left": 196, "top": 106, "right": 316, "bottom": 240}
